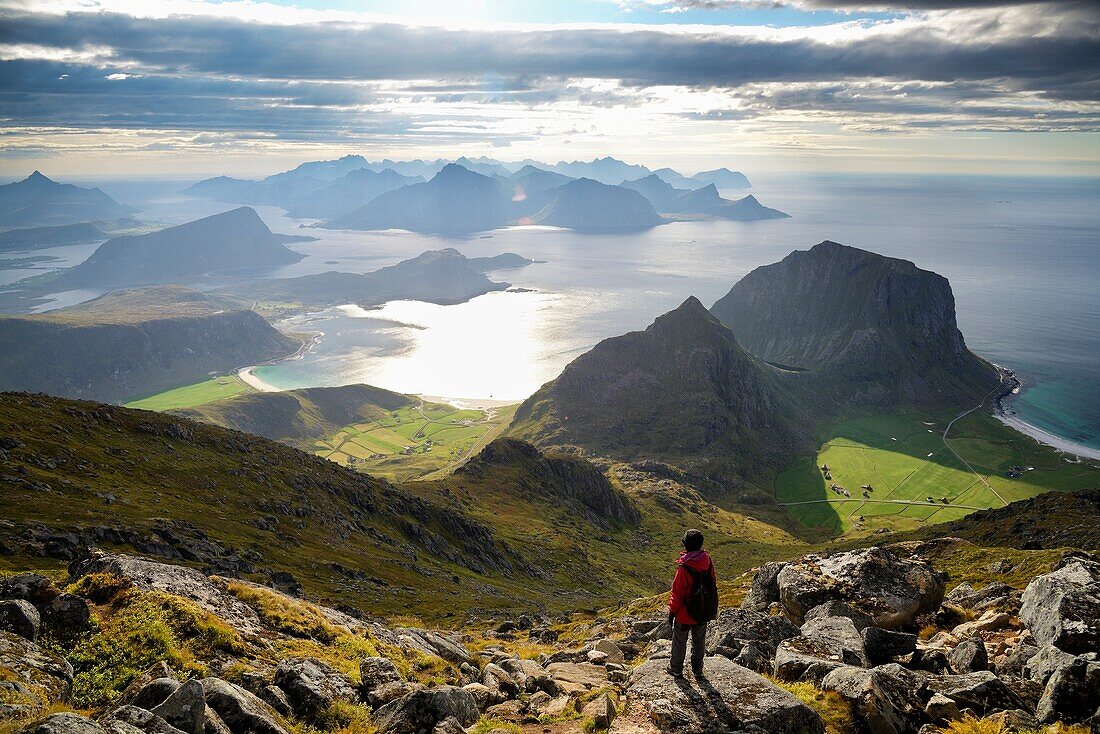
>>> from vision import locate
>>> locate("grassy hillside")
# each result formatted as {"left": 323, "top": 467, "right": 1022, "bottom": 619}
{"left": 125, "top": 375, "right": 257, "bottom": 411}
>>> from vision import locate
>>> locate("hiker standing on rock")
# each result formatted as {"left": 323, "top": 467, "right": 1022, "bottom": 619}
{"left": 667, "top": 528, "right": 718, "bottom": 679}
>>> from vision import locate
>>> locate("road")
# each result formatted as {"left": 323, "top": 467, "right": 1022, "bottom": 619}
{"left": 940, "top": 377, "right": 1010, "bottom": 507}
{"left": 780, "top": 498, "right": 988, "bottom": 511}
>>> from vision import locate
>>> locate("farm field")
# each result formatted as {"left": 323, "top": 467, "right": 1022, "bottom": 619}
{"left": 775, "top": 410, "right": 1100, "bottom": 537}
{"left": 125, "top": 375, "right": 254, "bottom": 411}
{"left": 315, "top": 402, "right": 518, "bottom": 481}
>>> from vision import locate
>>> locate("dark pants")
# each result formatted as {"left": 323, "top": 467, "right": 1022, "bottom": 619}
{"left": 670, "top": 620, "right": 707, "bottom": 674}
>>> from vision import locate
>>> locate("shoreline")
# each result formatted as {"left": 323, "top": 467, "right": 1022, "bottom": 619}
{"left": 995, "top": 411, "right": 1100, "bottom": 461}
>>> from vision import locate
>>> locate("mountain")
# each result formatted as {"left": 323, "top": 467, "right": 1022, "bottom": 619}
{"left": 227, "top": 248, "right": 511, "bottom": 307}
{"left": 282, "top": 168, "right": 424, "bottom": 219}
{"left": 453, "top": 156, "right": 513, "bottom": 178}
{"left": 0, "top": 286, "right": 299, "bottom": 402}
{"left": 264, "top": 154, "right": 371, "bottom": 184}
{"left": 619, "top": 174, "right": 682, "bottom": 210}
{"left": 651, "top": 167, "right": 697, "bottom": 189}
{"left": 320, "top": 164, "right": 514, "bottom": 234}
{"left": 50, "top": 207, "right": 307, "bottom": 288}
{"left": 509, "top": 165, "right": 575, "bottom": 196}
{"left": 710, "top": 241, "right": 999, "bottom": 406}
{"left": 174, "top": 383, "right": 415, "bottom": 446}
{"left": 692, "top": 167, "right": 752, "bottom": 188}
{"left": 530, "top": 178, "right": 665, "bottom": 230}
{"left": 549, "top": 156, "right": 652, "bottom": 184}
{"left": 0, "top": 172, "right": 134, "bottom": 229}
{"left": 714, "top": 193, "right": 789, "bottom": 220}
{"left": 182, "top": 175, "right": 256, "bottom": 201}
{"left": 0, "top": 222, "right": 108, "bottom": 252}
{"left": 510, "top": 296, "right": 809, "bottom": 481}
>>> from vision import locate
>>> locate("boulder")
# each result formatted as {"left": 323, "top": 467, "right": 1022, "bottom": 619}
{"left": 1024, "top": 643, "right": 1077, "bottom": 684}
{"left": 1019, "top": 558, "right": 1100, "bottom": 654}
{"left": 130, "top": 679, "right": 181, "bottom": 711}
{"left": 997, "top": 641, "right": 1039, "bottom": 678}
{"left": 948, "top": 638, "right": 988, "bottom": 673}
{"left": 0, "top": 600, "right": 40, "bottom": 641}
{"left": 776, "top": 547, "right": 946, "bottom": 628}
{"left": 1035, "top": 657, "right": 1100, "bottom": 725}
{"left": 546, "top": 662, "right": 607, "bottom": 695}
{"left": 804, "top": 600, "right": 876, "bottom": 631}
{"left": 925, "top": 671, "right": 1023, "bottom": 716}
{"left": 945, "top": 582, "right": 1021, "bottom": 613}
{"left": 983, "top": 709, "right": 1040, "bottom": 732}
{"left": 273, "top": 657, "right": 358, "bottom": 717}
{"left": 40, "top": 592, "right": 91, "bottom": 638}
{"left": 0, "top": 574, "right": 57, "bottom": 606}
{"left": 359, "top": 657, "right": 404, "bottom": 693}
{"left": 581, "top": 693, "right": 616, "bottom": 730}
{"left": 203, "top": 709, "right": 233, "bottom": 734}
{"left": 117, "top": 663, "right": 176, "bottom": 707}
{"left": 0, "top": 630, "right": 74, "bottom": 710}
{"left": 101, "top": 705, "right": 188, "bottom": 734}
{"left": 593, "top": 640, "right": 626, "bottom": 665}
{"left": 862, "top": 628, "right": 917, "bottom": 664}
{"left": 258, "top": 685, "right": 292, "bottom": 717}
{"left": 394, "top": 628, "right": 471, "bottom": 664}
{"left": 200, "top": 678, "right": 288, "bottom": 734}
{"left": 821, "top": 664, "right": 928, "bottom": 734}
{"left": 481, "top": 662, "right": 520, "bottom": 701}
{"left": 740, "top": 561, "right": 786, "bottom": 611}
{"left": 952, "top": 611, "right": 1012, "bottom": 639}
{"left": 624, "top": 657, "right": 823, "bottom": 734}
{"left": 371, "top": 687, "right": 479, "bottom": 734}
{"left": 923, "top": 692, "right": 960, "bottom": 724}
{"left": 706, "top": 608, "right": 800, "bottom": 659}
{"left": 431, "top": 716, "right": 466, "bottom": 734}
{"left": 152, "top": 679, "right": 207, "bottom": 734}
{"left": 774, "top": 616, "right": 868, "bottom": 684}
{"left": 498, "top": 658, "right": 559, "bottom": 696}
{"left": 460, "top": 682, "right": 494, "bottom": 712}
{"left": 16, "top": 712, "right": 105, "bottom": 733}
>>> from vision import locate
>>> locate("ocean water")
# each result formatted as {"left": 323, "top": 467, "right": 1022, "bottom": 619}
{"left": 7, "top": 173, "right": 1099, "bottom": 451}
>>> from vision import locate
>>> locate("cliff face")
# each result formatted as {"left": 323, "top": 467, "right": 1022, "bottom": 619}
{"left": 510, "top": 297, "right": 809, "bottom": 478}
{"left": 711, "top": 241, "right": 998, "bottom": 406}
{"left": 0, "top": 310, "right": 298, "bottom": 403}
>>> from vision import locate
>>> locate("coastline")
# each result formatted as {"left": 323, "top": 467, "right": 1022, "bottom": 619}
{"left": 996, "top": 411, "right": 1100, "bottom": 462}
{"left": 237, "top": 366, "right": 281, "bottom": 393}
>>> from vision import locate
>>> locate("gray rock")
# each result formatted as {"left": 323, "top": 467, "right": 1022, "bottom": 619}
{"left": 101, "top": 705, "right": 187, "bottom": 734}
{"left": 431, "top": 716, "right": 466, "bottom": 734}
{"left": 202, "top": 709, "right": 232, "bottom": 734}
{"left": 776, "top": 547, "right": 947, "bottom": 628}
{"left": 152, "top": 679, "right": 207, "bottom": 734}
{"left": 740, "top": 561, "right": 786, "bottom": 612}
{"left": 16, "top": 712, "right": 105, "bottom": 733}
{"left": 274, "top": 657, "right": 358, "bottom": 717}
{"left": 481, "top": 662, "right": 519, "bottom": 701}
{"left": 460, "top": 682, "right": 494, "bottom": 712}
{"left": 821, "top": 664, "right": 928, "bottom": 734}
{"left": 581, "top": 693, "right": 616, "bottom": 730}
{"left": 984, "top": 709, "right": 1040, "bottom": 732}
{"left": 593, "top": 640, "right": 625, "bottom": 665}
{"left": 945, "top": 582, "right": 1021, "bottom": 613}
{"left": 498, "top": 657, "right": 559, "bottom": 696}
{"left": 804, "top": 601, "right": 875, "bottom": 631}
{"left": 393, "top": 628, "right": 471, "bottom": 664}
{"left": 0, "top": 631, "right": 73, "bottom": 707}
{"left": 1035, "top": 657, "right": 1100, "bottom": 724}
{"left": 257, "top": 685, "right": 292, "bottom": 717}
{"left": 359, "top": 657, "right": 404, "bottom": 695}
{"left": 130, "top": 679, "right": 181, "bottom": 711}
{"left": 118, "top": 663, "right": 176, "bottom": 707}
{"left": 924, "top": 692, "right": 961, "bottom": 724}
{"left": 1020, "top": 559, "right": 1100, "bottom": 654}
{"left": 0, "top": 600, "right": 40, "bottom": 641}
{"left": 200, "top": 678, "right": 288, "bottom": 734}
{"left": 774, "top": 616, "right": 868, "bottom": 684}
{"left": 706, "top": 608, "right": 800, "bottom": 659}
{"left": 40, "top": 592, "right": 91, "bottom": 638}
{"left": 626, "top": 657, "right": 823, "bottom": 734}
{"left": 926, "top": 671, "right": 1024, "bottom": 716}
{"left": 862, "top": 628, "right": 917, "bottom": 664}
{"left": 1024, "top": 643, "right": 1078, "bottom": 684}
{"left": 910, "top": 648, "right": 951, "bottom": 674}
{"left": 948, "top": 638, "right": 989, "bottom": 673}
{"left": 372, "top": 686, "right": 479, "bottom": 734}
{"left": 0, "top": 574, "right": 56, "bottom": 606}
{"left": 998, "top": 642, "right": 1039, "bottom": 678}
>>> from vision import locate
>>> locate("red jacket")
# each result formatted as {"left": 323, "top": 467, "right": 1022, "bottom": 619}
{"left": 668, "top": 550, "right": 716, "bottom": 625}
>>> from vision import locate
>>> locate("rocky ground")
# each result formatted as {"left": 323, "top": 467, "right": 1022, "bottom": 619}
{"left": 1, "top": 541, "right": 1098, "bottom": 734}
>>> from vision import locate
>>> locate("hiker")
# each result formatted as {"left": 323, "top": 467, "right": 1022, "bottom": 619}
{"left": 666, "top": 528, "right": 718, "bottom": 678}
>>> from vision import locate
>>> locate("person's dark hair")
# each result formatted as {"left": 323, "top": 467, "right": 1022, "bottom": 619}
{"left": 682, "top": 529, "right": 704, "bottom": 552}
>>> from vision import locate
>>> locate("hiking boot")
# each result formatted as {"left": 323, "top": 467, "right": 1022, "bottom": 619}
{"left": 665, "top": 667, "right": 684, "bottom": 679}
{"left": 691, "top": 665, "right": 705, "bottom": 678}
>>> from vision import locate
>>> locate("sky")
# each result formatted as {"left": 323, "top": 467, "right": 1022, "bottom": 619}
{"left": 0, "top": 0, "right": 1098, "bottom": 178}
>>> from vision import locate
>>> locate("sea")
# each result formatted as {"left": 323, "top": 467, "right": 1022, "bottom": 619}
{"left": 5, "top": 172, "right": 1099, "bottom": 453}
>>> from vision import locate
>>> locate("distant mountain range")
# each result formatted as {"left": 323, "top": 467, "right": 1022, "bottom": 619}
{"left": 224, "top": 247, "right": 517, "bottom": 307}
{"left": 48, "top": 207, "right": 308, "bottom": 289}
{"left": 0, "top": 286, "right": 299, "bottom": 402}
{"left": 185, "top": 155, "right": 767, "bottom": 231}
{"left": 620, "top": 175, "right": 788, "bottom": 220}
{"left": 0, "top": 222, "right": 110, "bottom": 252}
{"left": 0, "top": 171, "right": 134, "bottom": 229}
{"left": 510, "top": 242, "right": 1000, "bottom": 485}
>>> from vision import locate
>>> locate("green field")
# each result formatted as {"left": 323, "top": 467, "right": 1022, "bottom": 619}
{"left": 315, "top": 402, "right": 517, "bottom": 481}
{"left": 775, "top": 411, "right": 1100, "bottom": 536}
{"left": 125, "top": 375, "right": 254, "bottom": 411}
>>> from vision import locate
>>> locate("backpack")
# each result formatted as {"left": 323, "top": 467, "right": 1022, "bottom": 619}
{"left": 684, "top": 562, "right": 718, "bottom": 623}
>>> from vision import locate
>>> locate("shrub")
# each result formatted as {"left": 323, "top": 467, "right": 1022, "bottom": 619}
{"left": 470, "top": 719, "right": 522, "bottom": 734}
{"left": 67, "top": 573, "right": 132, "bottom": 604}
{"left": 224, "top": 581, "right": 340, "bottom": 642}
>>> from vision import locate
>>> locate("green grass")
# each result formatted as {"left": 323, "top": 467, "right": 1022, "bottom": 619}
{"left": 774, "top": 411, "right": 1100, "bottom": 537}
{"left": 125, "top": 375, "right": 254, "bottom": 411}
{"left": 318, "top": 403, "right": 518, "bottom": 481}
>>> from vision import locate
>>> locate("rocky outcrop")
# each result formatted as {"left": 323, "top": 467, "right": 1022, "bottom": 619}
{"left": 1019, "top": 555, "right": 1100, "bottom": 654}
{"left": 622, "top": 658, "right": 824, "bottom": 734}
{"left": 273, "top": 658, "right": 358, "bottom": 718}
{"left": 0, "top": 631, "right": 74, "bottom": 720}
{"left": 371, "top": 687, "right": 479, "bottom": 734}
{"left": 821, "top": 664, "right": 927, "bottom": 734}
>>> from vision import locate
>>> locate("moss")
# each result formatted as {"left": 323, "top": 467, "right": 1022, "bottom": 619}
{"left": 68, "top": 588, "right": 247, "bottom": 710}
{"left": 66, "top": 573, "right": 133, "bottom": 604}
{"left": 469, "top": 718, "right": 522, "bottom": 734}
{"left": 224, "top": 581, "right": 340, "bottom": 642}
{"left": 770, "top": 679, "right": 854, "bottom": 734}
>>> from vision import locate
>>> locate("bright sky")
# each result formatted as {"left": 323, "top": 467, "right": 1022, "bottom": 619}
{"left": 1, "top": 0, "right": 1097, "bottom": 177}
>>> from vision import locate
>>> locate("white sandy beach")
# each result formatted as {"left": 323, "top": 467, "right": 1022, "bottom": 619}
{"left": 237, "top": 366, "right": 280, "bottom": 393}
{"left": 996, "top": 412, "right": 1100, "bottom": 461}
